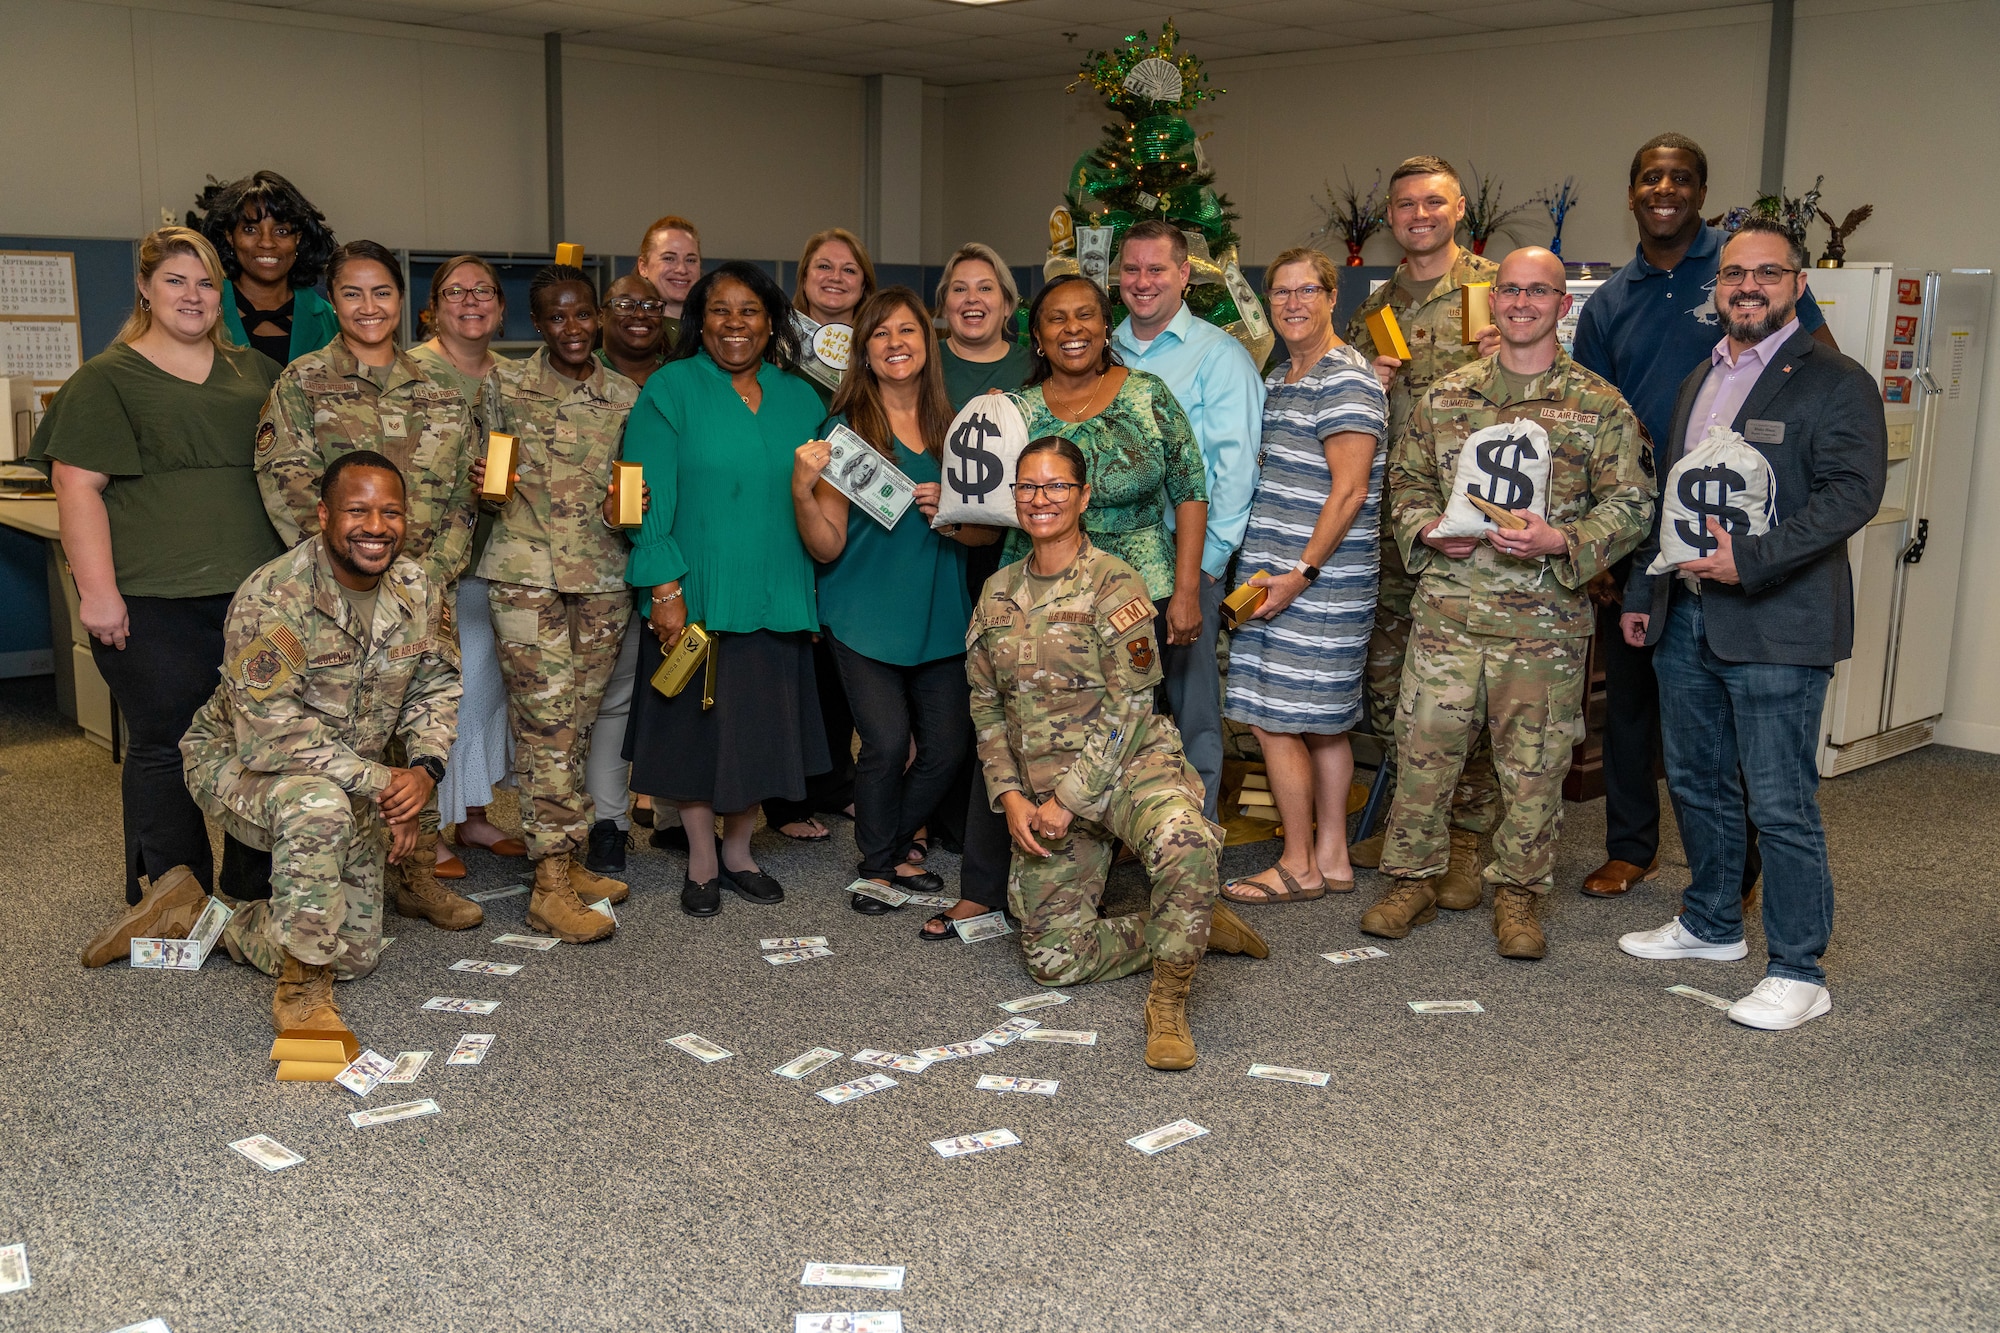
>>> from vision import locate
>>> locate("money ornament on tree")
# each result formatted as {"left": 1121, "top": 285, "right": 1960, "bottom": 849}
{"left": 1052, "top": 20, "right": 1271, "bottom": 366}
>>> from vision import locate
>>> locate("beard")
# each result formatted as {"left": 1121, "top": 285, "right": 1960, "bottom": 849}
{"left": 1724, "top": 290, "right": 1796, "bottom": 344}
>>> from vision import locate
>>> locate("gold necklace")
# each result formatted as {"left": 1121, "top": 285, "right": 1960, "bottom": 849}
{"left": 1047, "top": 372, "right": 1107, "bottom": 420}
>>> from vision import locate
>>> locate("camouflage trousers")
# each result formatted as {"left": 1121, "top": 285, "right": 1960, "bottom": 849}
{"left": 489, "top": 582, "right": 631, "bottom": 861}
{"left": 1010, "top": 752, "right": 1221, "bottom": 985}
{"left": 194, "top": 773, "right": 389, "bottom": 980}
{"left": 1380, "top": 611, "right": 1588, "bottom": 894}
{"left": 1365, "top": 535, "right": 1501, "bottom": 836}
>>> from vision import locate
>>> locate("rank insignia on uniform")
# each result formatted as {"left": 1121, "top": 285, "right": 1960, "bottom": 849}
{"left": 1126, "top": 637, "right": 1154, "bottom": 672}
{"left": 255, "top": 421, "right": 277, "bottom": 454}
{"left": 1106, "top": 596, "right": 1151, "bottom": 635}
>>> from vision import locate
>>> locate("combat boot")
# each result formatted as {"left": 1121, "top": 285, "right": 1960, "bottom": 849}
{"left": 80, "top": 865, "right": 206, "bottom": 967}
{"left": 527, "top": 858, "right": 615, "bottom": 944}
{"left": 569, "top": 860, "right": 629, "bottom": 906}
{"left": 1359, "top": 877, "right": 1439, "bottom": 938}
{"left": 1435, "top": 830, "right": 1484, "bottom": 910}
{"left": 392, "top": 844, "right": 484, "bottom": 930}
{"left": 1348, "top": 832, "right": 1384, "bottom": 869}
{"left": 1494, "top": 886, "right": 1547, "bottom": 960}
{"left": 1205, "top": 902, "right": 1270, "bottom": 958}
{"left": 272, "top": 953, "right": 349, "bottom": 1038}
{"left": 1144, "top": 958, "right": 1198, "bottom": 1070}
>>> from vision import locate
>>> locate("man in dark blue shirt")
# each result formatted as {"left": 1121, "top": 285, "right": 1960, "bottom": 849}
{"left": 1568, "top": 132, "right": 1835, "bottom": 900}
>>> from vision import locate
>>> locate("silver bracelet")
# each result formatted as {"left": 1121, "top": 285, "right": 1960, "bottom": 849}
{"left": 654, "top": 586, "right": 683, "bottom": 604}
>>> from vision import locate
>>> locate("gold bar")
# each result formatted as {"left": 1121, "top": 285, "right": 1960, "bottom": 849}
{"left": 274, "top": 1060, "right": 346, "bottom": 1082}
{"left": 555, "top": 242, "right": 584, "bottom": 267}
{"left": 650, "top": 622, "right": 712, "bottom": 699}
{"left": 270, "top": 1036, "right": 353, "bottom": 1063}
{"left": 1221, "top": 579, "right": 1269, "bottom": 631}
{"left": 1466, "top": 493, "right": 1529, "bottom": 530}
{"left": 1366, "top": 306, "right": 1411, "bottom": 361}
{"left": 480, "top": 432, "right": 517, "bottom": 504}
{"left": 1462, "top": 283, "right": 1493, "bottom": 345}
{"left": 612, "top": 460, "right": 645, "bottom": 529}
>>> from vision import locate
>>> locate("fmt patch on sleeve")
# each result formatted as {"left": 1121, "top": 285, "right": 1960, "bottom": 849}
{"left": 1105, "top": 596, "right": 1152, "bottom": 636}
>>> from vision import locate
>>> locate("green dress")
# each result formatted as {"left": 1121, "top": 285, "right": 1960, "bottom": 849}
{"left": 941, "top": 342, "right": 1031, "bottom": 411}
{"left": 999, "top": 369, "right": 1208, "bottom": 601}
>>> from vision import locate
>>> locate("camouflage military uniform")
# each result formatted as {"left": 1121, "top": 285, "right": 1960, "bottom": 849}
{"left": 1381, "top": 350, "right": 1654, "bottom": 892}
{"left": 966, "top": 540, "right": 1221, "bottom": 986}
{"left": 481, "top": 349, "right": 639, "bottom": 862}
{"left": 1346, "top": 249, "right": 1503, "bottom": 834}
{"left": 181, "top": 538, "right": 460, "bottom": 978}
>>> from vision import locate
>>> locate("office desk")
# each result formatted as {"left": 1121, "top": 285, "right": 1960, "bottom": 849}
{"left": 0, "top": 494, "right": 118, "bottom": 751}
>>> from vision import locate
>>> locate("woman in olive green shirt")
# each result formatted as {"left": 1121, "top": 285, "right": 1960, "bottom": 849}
{"left": 32, "top": 226, "right": 282, "bottom": 950}
{"left": 624, "top": 262, "right": 829, "bottom": 919}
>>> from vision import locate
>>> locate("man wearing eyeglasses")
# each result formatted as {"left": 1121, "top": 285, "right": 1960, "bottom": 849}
{"left": 1366, "top": 248, "right": 1654, "bottom": 960}
{"left": 1571, "top": 133, "right": 1835, "bottom": 904}
{"left": 1616, "top": 218, "right": 1885, "bottom": 1030}
{"left": 1344, "top": 155, "right": 1504, "bottom": 907}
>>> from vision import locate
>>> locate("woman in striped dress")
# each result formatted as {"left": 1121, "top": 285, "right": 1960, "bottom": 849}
{"left": 1222, "top": 248, "right": 1388, "bottom": 904}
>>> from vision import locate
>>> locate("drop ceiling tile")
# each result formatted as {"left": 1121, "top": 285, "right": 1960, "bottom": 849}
{"left": 1449, "top": 0, "right": 1626, "bottom": 27}
{"left": 779, "top": 0, "right": 945, "bottom": 20}
{"left": 610, "top": 14, "right": 758, "bottom": 44}
{"left": 827, "top": 19, "right": 969, "bottom": 46}
{"left": 687, "top": 4, "right": 865, "bottom": 33}
{"left": 997, "top": 0, "right": 1168, "bottom": 26}
{"left": 478, "top": 1, "right": 670, "bottom": 29}
{"left": 1334, "top": 11, "right": 1490, "bottom": 39}
{"left": 896, "top": 7, "right": 1052, "bottom": 37}
{"left": 1218, "top": 0, "right": 1395, "bottom": 24}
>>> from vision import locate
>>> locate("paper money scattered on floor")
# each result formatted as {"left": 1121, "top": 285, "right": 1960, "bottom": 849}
{"left": 998, "top": 992, "right": 1069, "bottom": 1014}
{"left": 129, "top": 937, "right": 203, "bottom": 970}
{"left": 348, "top": 1099, "right": 440, "bottom": 1128}
{"left": 954, "top": 911, "right": 1012, "bottom": 943}
{"left": 912, "top": 1040, "right": 993, "bottom": 1063}
{"left": 447, "top": 1034, "right": 494, "bottom": 1066}
{"left": 1246, "top": 1064, "right": 1330, "bottom": 1087}
{"left": 1322, "top": 946, "right": 1389, "bottom": 965}
{"left": 466, "top": 885, "right": 529, "bottom": 903}
{"left": 815, "top": 1074, "right": 896, "bottom": 1106}
{"left": 761, "top": 937, "right": 829, "bottom": 951}
{"left": 976, "top": 1074, "right": 1058, "bottom": 1096}
{"left": 186, "top": 896, "right": 233, "bottom": 960}
{"left": 449, "top": 959, "right": 522, "bottom": 975}
{"left": 977, "top": 1017, "right": 1043, "bottom": 1047}
{"left": 106, "top": 1320, "right": 173, "bottom": 1333}
{"left": 0, "top": 1244, "right": 26, "bottom": 1294}
{"left": 380, "top": 1051, "right": 432, "bottom": 1084}
{"left": 852, "top": 1050, "right": 932, "bottom": 1074}
{"left": 801, "top": 1262, "right": 905, "bottom": 1290}
{"left": 1667, "top": 984, "right": 1734, "bottom": 1011}
{"left": 1127, "top": 1119, "right": 1209, "bottom": 1156}
{"left": 765, "top": 946, "right": 835, "bottom": 966}
{"left": 1018, "top": 1029, "right": 1097, "bottom": 1046}
{"left": 898, "top": 894, "right": 958, "bottom": 909}
{"left": 1408, "top": 1000, "right": 1484, "bottom": 1014}
{"left": 423, "top": 997, "right": 500, "bottom": 1015}
{"left": 794, "top": 1314, "right": 901, "bottom": 1333}
{"left": 491, "top": 933, "right": 558, "bottom": 951}
{"left": 335, "top": 1049, "right": 396, "bottom": 1096}
{"left": 930, "top": 1127, "right": 1020, "bottom": 1159}
{"left": 586, "top": 898, "right": 616, "bottom": 923}
{"left": 229, "top": 1135, "right": 305, "bottom": 1172}
{"left": 667, "top": 1033, "right": 732, "bottom": 1063}
{"left": 846, "top": 879, "right": 910, "bottom": 908}
{"left": 773, "top": 1048, "right": 843, "bottom": 1080}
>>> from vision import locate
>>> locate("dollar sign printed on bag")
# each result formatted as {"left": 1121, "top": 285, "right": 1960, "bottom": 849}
{"left": 1673, "top": 465, "right": 1751, "bottom": 555}
{"left": 948, "top": 412, "right": 1005, "bottom": 504}
{"left": 1471, "top": 433, "right": 1540, "bottom": 509}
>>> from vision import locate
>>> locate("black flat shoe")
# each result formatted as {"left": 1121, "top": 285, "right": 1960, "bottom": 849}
{"left": 681, "top": 876, "right": 721, "bottom": 917}
{"left": 894, "top": 868, "right": 946, "bottom": 894}
{"left": 850, "top": 892, "right": 896, "bottom": 915}
{"left": 585, "top": 819, "right": 627, "bottom": 875}
{"left": 649, "top": 825, "right": 689, "bottom": 852}
{"left": 917, "top": 911, "right": 958, "bottom": 940}
{"left": 722, "top": 866, "right": 784, "bottom": 904}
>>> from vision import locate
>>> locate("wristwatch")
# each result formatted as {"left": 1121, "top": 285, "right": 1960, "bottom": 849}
{"left": 1293, "top": 560, "right": 1322, "bottom": 583}
{"left": 412, "top": 755, "right": 446, "bottom": 784}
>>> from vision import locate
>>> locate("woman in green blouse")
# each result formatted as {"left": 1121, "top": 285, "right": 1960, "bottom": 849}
{"left": 623, "top": 262, "right": 830, "bottom": 918}
{"left": 187, "top": 170, "right": 339, "bottom": 370}
{"left": 32, "top": 227, "right": 283, "bottom": 954}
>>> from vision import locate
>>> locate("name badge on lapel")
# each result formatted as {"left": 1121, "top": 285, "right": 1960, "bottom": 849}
{"left": 1743, "top": 419, "right": 1785, "bottom": 445}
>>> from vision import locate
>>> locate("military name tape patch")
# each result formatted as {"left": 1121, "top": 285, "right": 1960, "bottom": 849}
{"left": 1432, "top": 396, "right": 1478, "bottom": 410}
{"left": 1540, "top": 408, "right": 1600, "bottom": 425}
{"left": 387, "top": 638, "right": 431, "bottom": 661}
{"left": 1047, "top": 611, "right": 1093, "bottom": 625}
{"left": 1106, "top": 597, "right": 1151, "bottom": 635}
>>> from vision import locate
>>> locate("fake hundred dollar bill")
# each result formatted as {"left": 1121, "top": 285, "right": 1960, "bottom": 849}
{"left": 1126, "top": 1119, "right": 1208, "bottom": 1156}
{"left": 229, "top": 1134, "right": 305, "bottom": 1172}
{"left": 349, "top": 1099, "right": 441, "bottom": 1129}
{"left": 800, "top": 1262, "right": 904, "bottom": 1290}
{"left": 130, "top": 937, "right": 204, "bottom": 970}
{"left": 795, "top": 1313, "right": 902, "bottom": 1333}
{"left": 930, "top": 1127, "right": 1020, "bottom": 1159}
{"left": 0, "top": 1243, "right": 29, "bottom": 1294}
{"left": 823, "top": 424, "right": 915, "bottom": 531}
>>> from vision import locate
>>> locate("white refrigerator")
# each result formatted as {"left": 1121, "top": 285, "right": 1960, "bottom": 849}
{"left": 1805, "top": 264, "right": 1992, "bottom": 776}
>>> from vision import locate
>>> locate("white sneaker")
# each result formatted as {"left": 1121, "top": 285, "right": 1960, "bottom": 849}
{"left": 1618, "top": 917, "right": 1749, "bottom": 962}
{"left": 1727, "top": 976, "right": 1831, "bottom": 1030}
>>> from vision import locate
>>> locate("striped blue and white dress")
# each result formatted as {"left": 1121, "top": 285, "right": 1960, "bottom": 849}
{"left": 1224, "top": 344, "right": 1388, "bottom": 735}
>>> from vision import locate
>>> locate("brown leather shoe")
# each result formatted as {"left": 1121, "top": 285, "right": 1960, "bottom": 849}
{"left": 1348, "top": 832, "right": 1384, "bottom": 869}
{"left": 568, "top": 860, "right": 629, "bottom": 906}
{"left": 80, "top": 865, "right": 207, "bottom": 967}
{"left": 527, "top": 858, "right": 615, "bottom": 944}
{"left": 1581, "top": 856, "right": 1659, "bottom": 897}
{"left": 1205, "top": 902, "right": 1269, "bottom": 958}
{"left": 1494, "top": 885, "right": 1546, "bottom": 959}
{"left": 1360, "top": 877, "right": 1438, "bottom": 938}
{"left": 392, "top": 845, "right": 484, "bottom": 930}
{"left": 1435, "top": 831, "right": 1483, "bottom": 910}
{"left": 1144, "top": 958, "right": 1197, "bottom": 1069}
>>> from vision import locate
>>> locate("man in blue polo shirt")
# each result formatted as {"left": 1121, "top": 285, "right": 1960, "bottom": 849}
{"left": 1110, "top": 218, "right": 1267, "bottom": 821}
{"left": 1570, "top": 132, "right": 1833, "bottom": 900}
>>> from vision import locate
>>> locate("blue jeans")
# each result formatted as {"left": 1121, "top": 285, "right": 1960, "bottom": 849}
{"left": 1653, "top": 595, "right": 1834, "bottom": 984}
{"left": 1158, "top": 573, "right": 1226, "bottom": 822}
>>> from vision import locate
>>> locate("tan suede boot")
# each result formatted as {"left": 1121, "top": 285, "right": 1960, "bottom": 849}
{"left": 1205, "top": 902, "right": 1270, "bottom": 958}
{"left": 568, "top": 860, "right": 629, "bottom": 906}
{"left": 272, "top": 953, "right": 349, "bottom": 1037}
{"left": 1144, "top": 959, "right": 1198, "bottom": 1070}
{"left": 1435, "top": 830, "right": 1484, "bottom": 911}
{"left": 527, "top": 857, "right": 615, "bottom": 943}
{"left": 1348, "top": 832, "right": 1385, "bottom": 869}
{"left": 392, "top": 844, "right": 484, "bottom": 930}
{"left": 1359, "top": 877, "right": 1439, "bottom": 938}
{"left": 80, "top": 865, "right": 207, "bottom": 967}
{"left": 1494, "top": 886, "right": 1547, "bottom": 959}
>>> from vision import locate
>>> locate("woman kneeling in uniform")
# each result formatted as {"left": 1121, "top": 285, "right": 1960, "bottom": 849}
{"left": 966, "top": 438, "right": 1268, "bottom": 1070}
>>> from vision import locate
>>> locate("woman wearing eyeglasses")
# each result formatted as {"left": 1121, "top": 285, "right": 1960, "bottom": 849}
{"left": 966, "top": 437, "right": 1266, "bottom": 1069}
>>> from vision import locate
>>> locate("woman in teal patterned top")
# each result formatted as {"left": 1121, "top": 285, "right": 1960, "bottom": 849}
{"left": 1000, "top": 275, "right": 1208, "bottom": 634}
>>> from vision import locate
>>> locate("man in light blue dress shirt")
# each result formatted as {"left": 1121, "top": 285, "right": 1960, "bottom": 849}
{"left": 1110, "top": 220, "right": 1267, "bottom": 820}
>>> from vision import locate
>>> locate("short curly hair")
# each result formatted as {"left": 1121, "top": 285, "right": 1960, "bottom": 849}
{"left": 186, "top": 170, "right": 337, "bottom": 290}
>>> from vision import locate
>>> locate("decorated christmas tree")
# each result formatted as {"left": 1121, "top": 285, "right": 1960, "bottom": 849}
{"left": 1046, "top": 21, "right": 1272, "bottom": 366}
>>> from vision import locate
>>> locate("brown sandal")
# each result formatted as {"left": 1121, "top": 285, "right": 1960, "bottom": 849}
{"left": 1222, "top": 864, "right": 1326, "bottom": 905}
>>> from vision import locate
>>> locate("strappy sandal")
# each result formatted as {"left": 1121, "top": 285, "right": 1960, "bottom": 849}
{"left": 917, "top": 911, "right": 958, "bottom": 942}
{"left": 1222, "top": 864, "right": 1327, "bottom": 905}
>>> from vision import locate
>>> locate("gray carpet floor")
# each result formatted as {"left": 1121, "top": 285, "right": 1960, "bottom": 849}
{"left": 0, "top": 674, "right": 1995, "bottom": 1332}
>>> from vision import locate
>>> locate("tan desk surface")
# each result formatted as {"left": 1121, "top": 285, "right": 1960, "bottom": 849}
{"left": 0, "top": 496, "right": 59, "bottom": 541}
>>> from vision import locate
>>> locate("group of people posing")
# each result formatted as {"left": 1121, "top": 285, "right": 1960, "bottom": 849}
{"left": 40, "top": 131, "right": 1884, "bottom": 1073}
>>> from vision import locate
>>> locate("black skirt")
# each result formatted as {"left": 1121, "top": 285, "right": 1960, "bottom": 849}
{"left": 625, "top": 627, "right": 831, "bottom": 813}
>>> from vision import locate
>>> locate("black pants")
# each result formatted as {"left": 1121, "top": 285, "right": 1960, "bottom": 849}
{"left": 88, "top": 594, "right": 271, "bottom": 906}
{"left": 1599, "top": 566, "right": 1760, "bottom": 887}
{"left": 764, "top": 635, "right": 854, "bottom": 828}
{"left": 827, "top": 637, "right": 971, "bottom": 880}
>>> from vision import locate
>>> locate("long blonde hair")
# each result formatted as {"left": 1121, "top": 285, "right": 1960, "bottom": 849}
{"left": 116, "top": 226, "right": 233, "bottom": 351}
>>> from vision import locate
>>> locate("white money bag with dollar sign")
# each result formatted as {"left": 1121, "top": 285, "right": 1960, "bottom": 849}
{"left": 1434, "top": 419, "right": 1555, "bottom": 537}
{"left": 1648, "top": 425, "right": 1777, "bottom": 573}
{"left": 933, "top": 391, "right": 1030, "bottom": 531}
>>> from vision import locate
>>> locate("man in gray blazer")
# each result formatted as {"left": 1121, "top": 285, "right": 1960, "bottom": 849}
{"left": 1614, "top": 218, "right": 1886, "bottom": 1031}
